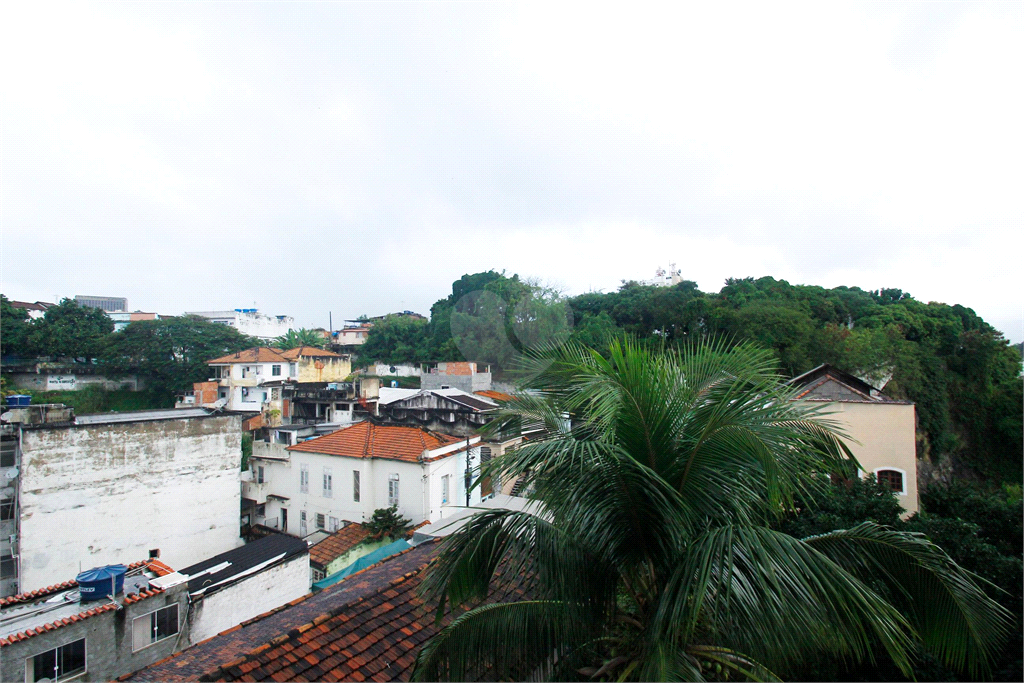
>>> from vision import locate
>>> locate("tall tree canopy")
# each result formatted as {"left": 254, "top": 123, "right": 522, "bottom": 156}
{"left": 102, "top": 315, "right": 256, "bottom": 394}
{"left": 414, "top": 340, "right": 1012, "bottom": 682}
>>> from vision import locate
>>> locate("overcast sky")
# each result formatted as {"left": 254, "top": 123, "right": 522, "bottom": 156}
{"left": 2, "top": 1, "right": 1021, "bottom": 342}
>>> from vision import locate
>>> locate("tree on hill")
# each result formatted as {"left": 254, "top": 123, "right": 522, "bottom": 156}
{"left": 414, "top": 339, "right": 1012, "bottom": 682}
{"left": 0, "top": 295, "right": 34, "bottom": 357}
{"left": 272, "top": 328, "right": 328, "bottom": 350}
{"left": 102, "top": 315, "right": 256, "bottom": 395}
{"left": 25, "top": 298, "right": 114, "bottom": 359}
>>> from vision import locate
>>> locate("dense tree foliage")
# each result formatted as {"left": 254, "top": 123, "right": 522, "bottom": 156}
{"left": 0, "top": 295, "right": 34, "bottom": 357}
{"left": 1, "top": 297, "right": 115, "bottom": 359}
{"left": 102, "top": 315, "right": 256, "bottom": 394}
{"left": 415, "top": 340, "right": 1012, "bottom": 681}
{"left": 567, "top": 276, "right": 1022, "bottom": 484}
{"left": 776, "top": 479, "right": 1023, "bottom": 681}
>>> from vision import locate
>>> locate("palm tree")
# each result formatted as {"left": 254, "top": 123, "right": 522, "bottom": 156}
{"left": 414, "top": 339, "right": 1011, "bottom": 681}
{"left": 272, "top": 328, "right": 328, "bottom": 350}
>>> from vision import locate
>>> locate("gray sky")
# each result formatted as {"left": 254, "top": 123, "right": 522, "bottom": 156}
{"left": 2, "top": 1, "right": 1021, "bottom": 342}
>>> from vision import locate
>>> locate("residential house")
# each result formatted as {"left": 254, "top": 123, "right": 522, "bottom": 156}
{"left": 278, "top": 346, "right": 352, "bottom": 383}
{"left": 108, "top": 311, "right": 160, "bottom": 332}
{"left": 282, "top": 377, "right": 380, "bottom": 427}
{"left": 204, "top": 347, "right": 296, "bottom": 413}
{"left": 420, "top": 361, "right": 492, "bottom": 392}
{"left": 240, "top": 422, "right": 483, "bottom": 539}
{"left": 127, "top": 540, "right": 527, "bottom": 682}
{"left": 307, "top": 524, "right": 391, "bottom": 584}
{"left": 333, "top": 324, "right": 371, "bottom": 346}
{"left": 1, "top": 406, "right": 247, "bottom": 597}
{"left": 789, "top": 364, "right": 919, "bottom": 514}
{"left": 185, "top": 309, "right": 295, "bottom": 341}
{"left": 5, "top": 300, "right": 53, "bottom": 320}
{"left": 177, "top": 534, "right": 309, "bottom": 645}
{"left": 0, "top": 558, "right": 189, "bottom": 682}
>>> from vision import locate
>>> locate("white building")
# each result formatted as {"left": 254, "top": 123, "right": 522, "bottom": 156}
{"left": 1, "top": 408, "right": 246, "bottom": 596}
{"left": 186, "top": 309, "right": 295, "bottom": 341}
{"left": 205, "top": 347, "right": 298, "bottom": 412}
{"left": 242, "top": 422, "right": 483, "bottom": 536}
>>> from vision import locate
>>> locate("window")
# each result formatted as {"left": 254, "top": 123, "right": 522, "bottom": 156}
{"left": 132, "top": 604, "right": 179, "bottom": 651}
{"left": 1, "top": 446, "right": 14, "bottom": 468}
{"left": 441, "top": 475, "right": 450, "bottom": 504}
{"left": 255, "top": 503, "right": 266, "bottom": 517}
{"left": 289, "top": 363, "right": 297, "bottom": 376}
{"left": 316, "top": 513, "right": 326, "bottom": 529}
{"left": 311, "top": 568, "right": 325, "bottom": 582}
{"left": 272, "top": 364, "right": 282, "bottom": 376}
{"left": 271, "top": 387, "right": 280, "bottom": 400}
{"left": 299, "top": 511, "right": 307, "bottom": 534}
{"left": 875, "top": 469, "right": 906, "bottom": 494}
{"left": 255, "top": 465, "right": 265, "bottom": 484}
{"left": 29, "top": 638, "right": 86, "bottom": 682}
{"left": 323, "top": 467, "right": 333, "bottom": 498}
{"left": 353, "top": 470, "right": 360, "bottom": 502}
{"left": 1, "top": 554, "right": 14, "bottom": 579}
{"left": 1, "top": 500, "right": 15, "bottom": 520}
{"left": 388, "top": 474, "right": 400, "bottom": 507}
{"left": 299, "top": 464, "right": 309, "bottom": 493}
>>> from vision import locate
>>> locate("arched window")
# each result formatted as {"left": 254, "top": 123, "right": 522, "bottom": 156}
{"left": 875, "top": 469, "right": 905, "bottom": 494}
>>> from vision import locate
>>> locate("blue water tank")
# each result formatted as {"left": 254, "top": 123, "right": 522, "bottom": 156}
{"left": 76, "top": 565, "right": 128, "bottom": 602}
{"left": 5, "top": 395, "right": 31, "bottom": 407}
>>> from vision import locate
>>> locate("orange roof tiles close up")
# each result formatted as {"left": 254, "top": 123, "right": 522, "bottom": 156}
{"left": 207, "top": 347, "right": 290, "bottom": 365}
{"left": 287, "top": 422, "right": 463, "bottom": 463}
{"left": 278, "top": 346, "right": 345, "bottom": 360}
{"left": 474, "top": 389, "right": 514, "bottom": 402}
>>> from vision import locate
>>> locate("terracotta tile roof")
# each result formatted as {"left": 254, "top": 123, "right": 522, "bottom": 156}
{"left": 278, "top": 346, "right": 344, "bottom": 360}
{"left": 207, "top": 347, "right": 290, "bottom": 365}
{"left": 1, "top": 584, "right": 167, "bottom": 647}
{"left": 126, "top": 544, "right": 442, "bottom": 681}
{"left": 474, "top": 389, "right": 514, "bottom": 402}
{"left": 309, "top": 525, "right": 372, "bottom": 570}
{"left": 164, "top": 542, "right": 529, "bottom": 682}
{"left": 286, "top": 422, "right": 463, "bottom": 463}
{"left": 0, "top": 559, "right": 154, "bottom": 608}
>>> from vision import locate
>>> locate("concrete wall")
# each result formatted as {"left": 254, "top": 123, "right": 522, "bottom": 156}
{"left": 17, "top": 415, "right": 244, "bottom": 591}
{"left": 0, "top": 587, "right": 188, "bottom": 682}
{"left": 9, "top": 373, "right": 146, "bottom": 392}
{"left": 187, "top": 554, "right": 310, "bottom": 644}
{"left": 296, "top": 356, "right": 352, "bottom": 383}
{"left": 814, "top": 401, "right": 919, "bottom": 515}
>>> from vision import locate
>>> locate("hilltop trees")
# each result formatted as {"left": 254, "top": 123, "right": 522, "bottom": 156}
{"left": 272, "top": 328, "right": 329, "bottom": 350}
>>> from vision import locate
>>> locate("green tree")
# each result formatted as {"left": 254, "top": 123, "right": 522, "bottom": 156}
{"left": 358, "top": 315, "right": 432, "bottom": 365}
{"left": 414, "top": 339, "right": 1011, "bottom": 681}
{"left": 365, "top": 505, "right": 413, "bottom": 540}
{"left": 102, "top": 315, "right": 256, "bottom": 395}
{"left": 272, "top": 328, "right": 328, "bottom": 350}
{"left": 0, "top": 295, "right": 34, "bottom": 356}
{"left": 27, "top": 298, "right": 114, "bottom": 359}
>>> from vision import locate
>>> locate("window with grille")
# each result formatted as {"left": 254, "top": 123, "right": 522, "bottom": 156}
{"left": 316, "top": 513, "right": 325, "bottom": 529}
{"left": 272, "top": 365, "right": 281, "bottom": 376}
{"left": 353, "top": 470, "right": 360, "bottom": 502}
{"left": 132, "top": 604, "right": 179, "bottom": 651}
{"left": 876, "top": 469, "right": 905, "bottom": 494}
{"left": 29, "top": 638, "right": 86, "bottom": 682}
{"left": 299, "top": 464, "right": 309, "bottom": 493}
{"left": 388, "top": 474, "right": 399, "bottom": 507}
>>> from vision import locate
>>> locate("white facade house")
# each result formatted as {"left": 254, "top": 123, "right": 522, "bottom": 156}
{"left": 241, "top": 422, "right": 483, "bottom": 536}
{"left": 206, "top": 347, "right": 299, "bottom": 412}
{"left": 3, "top": 408, "right": 245, "bottom": 595}
{"left": 186, "top": 309, "right": 295, "bottom": 341}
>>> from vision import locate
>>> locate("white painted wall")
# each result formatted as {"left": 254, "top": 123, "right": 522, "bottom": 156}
{"left": 17, "top": 415, "right": 244, "bottom": 592}
{"left": 255, "top": 440, "right": 483, "bottom": 532}
{"left": 187, "top": 553, "right": 310, "bottom": 644}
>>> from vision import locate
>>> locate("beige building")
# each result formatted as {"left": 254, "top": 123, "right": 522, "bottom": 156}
{"left": 279, "top": 346, "right": 352, "bottom": 383}
{"left": 791, "top": 365, "right": 919, "bottom": 515}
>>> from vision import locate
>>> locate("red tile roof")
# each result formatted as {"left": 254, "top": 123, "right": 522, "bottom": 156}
{"left": 172, "top": 543, "right": 528, "bottom": 682}
{"left": 207, "top": 347, "right": 290, "bottom": 365}
{"left": 309, "top": 525, "right": 372, "bottom": 570}
{"left": 0, "top": 559, "right": 157, "bottom": 608}
{"left": 287, "top": 422, "right": 462, "bottom": 463}
{"left": 278, "top": 346, "right": 344, "bottom": 360}
{"left": 474, "top": 389, "right": 514, "bottom": 402}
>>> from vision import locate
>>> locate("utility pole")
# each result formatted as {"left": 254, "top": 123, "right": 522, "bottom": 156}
{"left": 464, "top": 435, "right": 473, "bottom": 507}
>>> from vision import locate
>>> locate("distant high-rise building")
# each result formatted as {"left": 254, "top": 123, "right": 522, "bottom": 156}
{"left": 74, "top": 295, "right": 127, "bottom": 312}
